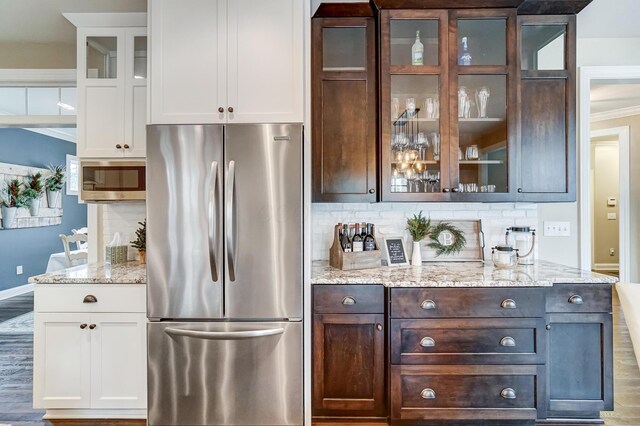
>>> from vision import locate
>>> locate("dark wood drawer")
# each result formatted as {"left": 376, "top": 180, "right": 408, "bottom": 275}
{"left": 391, "top": 365, "right": 543, "bottom": 421}
{"left": 546, "top": 284, "right": 612, "bottom": 313}
{"left": 391, "top": 318, "right": 546, "bottom": 365}
{"left": 391, "top": 288, "right": 545, "bottom": 318}
{"left": 314, "top": 285, "right": 384, "bottom": 314}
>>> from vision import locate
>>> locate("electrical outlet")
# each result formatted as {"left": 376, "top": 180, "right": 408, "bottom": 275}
{"left": 607, "top": 212, "right": 617, "bottom": 220}
{"left": 610, "top": 248, "right": 615, "bottom": 256}
{"left": 543, "top": 221, "right": 571, "bottom": 237}
{"left": 16, "top": 265, "right": 23, "bottom": 275}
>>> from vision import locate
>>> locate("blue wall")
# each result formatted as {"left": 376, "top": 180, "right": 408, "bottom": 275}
{"left": 0, "top": 129, "right": 87, "bottom": 292}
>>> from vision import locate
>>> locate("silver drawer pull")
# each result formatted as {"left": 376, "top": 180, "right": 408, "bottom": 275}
{"left": 420, "top": 299, "right": 436, "bottom": 310}
{"left": 420, "top": 337, "right": 436, "bottom": 347}
{"left": 501, "top": 388, "right": 517, "bottom": 399}
{"left": 83, "top": 295, "right": 98, "bottom": 303}
{"left": 420, "top": 388, "right": 436, "bottom": 399}
{"left": 341, "top": 296, "right": 356, "bottom": 305}
{"left": 500, "top": 337, "right": 516, "bottom": 347}
{"left": 501, "top": 299, "right": 516, "bottom": 309}
{"left": 569, "top": 294, "right": 584, "bottom": 305}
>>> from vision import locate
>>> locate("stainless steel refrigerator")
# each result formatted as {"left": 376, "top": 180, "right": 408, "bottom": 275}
{"left": 146, "top": 124, "right": 303, "bottom": 426}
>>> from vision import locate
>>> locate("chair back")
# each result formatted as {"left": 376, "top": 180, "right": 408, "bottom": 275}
{"left": 59, "top": 233, "right": 89, "bottom": 267}
{"left": 71, "top": 227, "right": 89, "bottom": 250}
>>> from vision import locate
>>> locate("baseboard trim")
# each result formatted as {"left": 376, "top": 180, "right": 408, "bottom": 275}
{"left": 43, "top": 408, "right": 146, "bottom": 419}
{"left": 593, "top": 263, "right": 619, "bottom": 272}
{"left": 0, "top": 283, "right": 33, "bottom": 301}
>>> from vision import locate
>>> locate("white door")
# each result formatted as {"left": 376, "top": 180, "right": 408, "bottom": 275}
{"left": 33, "top": 313, "right": 91, "bottom": 409}
{"left": 149, "top": 0, "right": 227, "bottom": 124}
{"left": 226, "top": 0, "right": 303, "bottom": 123}
{"left": 124, "top": 27, "right": 147, "bottom": 157}
{"left": 77, "top": 28, "right": 126, "bottom": 158}
{"left": 90, "top": 313, "right": 147, "bottom": 409}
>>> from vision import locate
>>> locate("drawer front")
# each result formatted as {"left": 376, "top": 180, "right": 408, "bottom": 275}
{"left": 391, "top": 288, "right": 545, "bottom": 318}
{"left": 391, "top": 318, "right": 545, "bottom": 365}
{"left": 391, "top": 365, "right": 541, "bottom": 421}
{"left": 35, "top": 285, "right": 146, "bottom": 313}
{"left": 546, "top": 284, "right": 612, "bottom": 313}
{"left": 314, "top": 285, "right": 384, "bottom": 314}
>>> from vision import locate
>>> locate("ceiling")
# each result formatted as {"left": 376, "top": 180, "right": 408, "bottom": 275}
{"left": 0, "top": 0, "right": 146, "bottom": 45}
{"left": 591, "top": 81, "right": 640, "bottom": 114}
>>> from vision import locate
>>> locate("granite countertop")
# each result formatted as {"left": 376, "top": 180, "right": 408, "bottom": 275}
{"left": 311, "top": 260, "right": 618, "bottom": 287}
{"left": 29, "top": 261, "right": 146, "bottom": 284}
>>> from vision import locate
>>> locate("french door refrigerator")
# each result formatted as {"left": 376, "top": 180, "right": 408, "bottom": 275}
{"left": 146, "top": 124, "right": 303, "bottom": 426}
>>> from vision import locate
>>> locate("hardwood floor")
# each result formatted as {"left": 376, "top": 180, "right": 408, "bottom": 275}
{"left": 1, "top": 290, "right": 639, "bottom": 425}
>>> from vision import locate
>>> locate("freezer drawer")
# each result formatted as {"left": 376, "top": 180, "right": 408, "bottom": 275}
{"left": 147, "top": 321, "right": 302, "bottom": 425}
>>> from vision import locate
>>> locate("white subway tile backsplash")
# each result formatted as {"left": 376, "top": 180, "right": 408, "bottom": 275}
{"left": 311, "top": 202, "right": 538, "bottom": 261}
{"left": 102, "top": 202, "right": 146, "bottom": 260}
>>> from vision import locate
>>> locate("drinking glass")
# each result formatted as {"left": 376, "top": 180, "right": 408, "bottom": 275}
{"left": 476, "top": 86, "right": 490, "bottom": 119}
{"left": 392, "top": 97, "right": 400, "bottom": 119}
{"left": 463, "top": 98, "right": 473, "bottom": 119}
{"left": 430, "top": 132, "right": 440, "bottom": 161}
{"left": 458, "top": 86, "right": 468, "bottom": 118}
{"left": 424, "top": 98, "right": 437, "bottom": 119}
{"left": 406, "top": 98, "right": 416, "bottom": 117}
{"left": 416, "top": 132, "right": 429, "bottom": 160}
{"left": 465, "top": 144, "right": 479, "bottom": 160}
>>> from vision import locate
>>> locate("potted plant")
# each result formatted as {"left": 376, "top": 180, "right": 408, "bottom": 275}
{"left": 130, "top": 219, "right": 146, "bottom": 264}
{"left": 406, "top": 211, "right": 431, "bottom": 266}
{"left": 25, "top": 172, "right": 45, "bottom": 216}
{"left": 45, "top": 165, "right": 65, "bottom": 208}
{"left": 1, "top": 179, "right": 29, "bottom": 228}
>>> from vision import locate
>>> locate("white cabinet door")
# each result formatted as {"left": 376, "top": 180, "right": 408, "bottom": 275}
{"left": 149, "top": 0, "right": 227, "bottom": 124}
{"left": 33, "top": 313, "right": 91, "bottom": 409}
{"left": 125, "top": 27, "right": 147, "bottom": 157}
{"left": 227, "top": 0, "right": 303, "bottom": 123}
{"left": 90, "top": 313, "right": 147, "bottom": 409}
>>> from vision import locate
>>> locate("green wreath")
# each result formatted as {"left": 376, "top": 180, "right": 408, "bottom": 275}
{"left": 427, "top": 222, "right": 466, "bottom": 256}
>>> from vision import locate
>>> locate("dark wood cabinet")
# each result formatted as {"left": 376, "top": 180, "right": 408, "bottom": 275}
{"left": 517, "top": 15, "right": 576, "bottom": 202}
{"left": 312, "top": 4, "right": 378, "bottom": 202}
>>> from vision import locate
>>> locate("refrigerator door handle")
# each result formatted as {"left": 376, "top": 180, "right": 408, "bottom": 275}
{"left": 164, "top": 327, "right": 284, "bottom": 340}
{"left": 226, "top": 160, "right": 238, "bottom": 281}
{"left": 208, "top": 161, "right": 219, "bottom": 282}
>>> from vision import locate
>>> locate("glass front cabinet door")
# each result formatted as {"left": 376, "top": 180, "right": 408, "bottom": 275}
{"left": 380, "top": 10, "right": 517, "bottom": 201}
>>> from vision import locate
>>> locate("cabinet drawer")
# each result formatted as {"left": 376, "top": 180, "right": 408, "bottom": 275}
{"left": 314, "top": 285, "right": 384, "bottom": 314}
{"left": 546, "top": 284, "right": 612, "bottom": 313}
{"left": 391, "top": 365, "right": 542, "bottom": 421}
{"left": 35, "top": 285, "right": 146, "bottom": 313}
{"left": 391, "top": 318, "right": 545, "bottom": 365}
{"left": 391, "top": 288, "right": 544, "bottom": 318}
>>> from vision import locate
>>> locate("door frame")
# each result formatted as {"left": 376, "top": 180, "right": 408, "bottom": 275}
{"left": 578, "top": 66, "right": 640, "bottom": 282}
{"left": 588, "top": 129, "right": 629, "bottom": 276}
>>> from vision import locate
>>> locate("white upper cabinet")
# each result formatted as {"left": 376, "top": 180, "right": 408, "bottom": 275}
{"left": 67, "top": 13, "right": 147, "bottom": 158}
{"left": 149, "top": 0, "right": 303, "bottom": 124}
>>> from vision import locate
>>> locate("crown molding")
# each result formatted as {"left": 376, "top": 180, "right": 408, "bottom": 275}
{"left": 591, "top": 105, "right": 640, "bottom": 122}
{"left": 0, "top": 69, "right": 75, "bottom": 86}
{"left": 63, "top": 12, "right": 147, "bottom": 28}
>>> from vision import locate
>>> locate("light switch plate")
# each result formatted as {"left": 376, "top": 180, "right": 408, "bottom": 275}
{"left": 608, "top": 212, "right": 617, "bottom": 220}
{"left": 607, "top": 197, "right": 617, "bottom": 207}
{"left": 543, "top": 221, "right": 571, "bottom": 237}
{"left": 16, "top": 265, "right": 23, "bottom": 275}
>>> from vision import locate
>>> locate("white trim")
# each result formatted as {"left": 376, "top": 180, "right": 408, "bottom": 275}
{"left": 43, "top": 409, "right": 146, "bottom": 419}
{"left": 63, "top": 12, "right": 147, "bottom": 28}
{"left": 594, "top": 263, "right": 620, "bottom": 271}
{"left": 0, "top": 115, "right": 76, "bottom": 127}
{"left": 25, "top": 128, "right": 77, "bottom": 143}
{"left": 0, "top": 69, "right": 75, "bottom": 86}
{"left": 591, "top": 105, "right": 640, "bottom": 122}
{"left": 0, "top": 283, "right": 34, "bottom": 301}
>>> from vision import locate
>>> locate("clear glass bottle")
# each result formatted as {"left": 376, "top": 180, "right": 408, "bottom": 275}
{"left": 458, "top": 36, "right": 472, "bottom": 66}
{"left": 412, "top": 30, "right": 424, "bottom": 66}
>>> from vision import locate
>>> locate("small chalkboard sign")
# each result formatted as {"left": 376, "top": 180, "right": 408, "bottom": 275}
{"left": 383, "top": 237, "right": 409, "bottom": 266}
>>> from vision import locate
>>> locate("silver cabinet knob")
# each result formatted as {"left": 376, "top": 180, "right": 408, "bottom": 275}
{"left": 368, "top": 188, "right": 375, "bottom": 194}
{"left": 83, "top": 295, "right": 98, "bottom": 303}
{"left": 341, "top": 296, "right": 356, "bottom": 305}
{"left": 421, "top": 388, "right": 436, "bottom": 399}
{"left": 80, "top": 323, "right": 87, "bottom": 329}
{"left": 500, "top": 336, "right": 516, "bottom": 347}
{"left": 569, "top": 295, "right": 584, "bottom": 305}
{"left": 501, "top": 299, "right": 517, "bottom": 309}
{"left": 451, "top": 187, "right": 460, "bottom": 193}
{"left": 501, "top": 388, "right": 516, "bottom": 399}
{"left": 420, "top": 337, "right": 435, "bottom": 347}
{"left": 376, "top": 323, "right": 383, "bottom": 331}
{"left": 420, "top": 299, "right": 436, "bottom": 310}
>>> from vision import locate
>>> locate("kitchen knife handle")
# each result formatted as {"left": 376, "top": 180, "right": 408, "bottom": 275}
{"left": 226, "top": 160, "right": 238, "bottom": 281}
{"left": 208, "top": 161, "right": 219, "bottom": 282}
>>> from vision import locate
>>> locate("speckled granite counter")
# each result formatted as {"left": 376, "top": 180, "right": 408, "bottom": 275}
{"left": 29, "top": 261, "right": 146, "bottom": 284}
{"left": 311, "top": 260, "right": 618, "bottom": 287}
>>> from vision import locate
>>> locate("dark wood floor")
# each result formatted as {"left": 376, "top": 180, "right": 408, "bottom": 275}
{"left": 1, "top": 291, "right": 639, "bottom": 425}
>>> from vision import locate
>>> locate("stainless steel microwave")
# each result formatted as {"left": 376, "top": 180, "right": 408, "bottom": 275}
{"left": 80, "top": 160, "right": 145, "bottom": 202}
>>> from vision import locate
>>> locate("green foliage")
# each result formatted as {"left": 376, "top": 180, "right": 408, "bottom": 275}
{"left": 428, "top": 222, "right": 467, "bottom": 256}
{"left": 27, "top": 172, "right": 44, "bottom": 195}
{"left": 130, "top": 219, "right": 146, "bottom": 251}
{"left": 45, "top": 165, "right": 65, "bottom": 192}
{"left": 22, "top": 188, "right": 40, "bottom": 207}
{"left": 1, "top": 179, "right": 29, "bottom": 208}
{"left": 406, "top": 211, "right": 431, "bottom": 242}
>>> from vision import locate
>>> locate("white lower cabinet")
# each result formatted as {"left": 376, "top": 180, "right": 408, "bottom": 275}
{"left": 33, "top": 285, "right": 146, "bottom": 418}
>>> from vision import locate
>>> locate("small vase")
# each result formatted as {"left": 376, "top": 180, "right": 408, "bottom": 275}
{"left": 29, "top": 196, "right": 42, "bottom": 216}
{"left": 138, "top": 250, "right": 146, "bottom": 265}
{"left": 412, "top": 241, "right": 422, "bottom": 266}
{"left": 47, "top": 190, "right": 60, "bottom": 209}
{"left": 1, "top": 206, "right": 17, "bottom": 228}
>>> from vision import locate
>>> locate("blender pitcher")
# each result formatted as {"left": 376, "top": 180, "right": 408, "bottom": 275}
{"left": 505, "top": 227, "right": 536, "bottom": 265}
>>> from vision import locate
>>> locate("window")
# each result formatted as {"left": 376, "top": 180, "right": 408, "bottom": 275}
{"left": 66, "top": 154, "right": 79, "bottom": 196}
